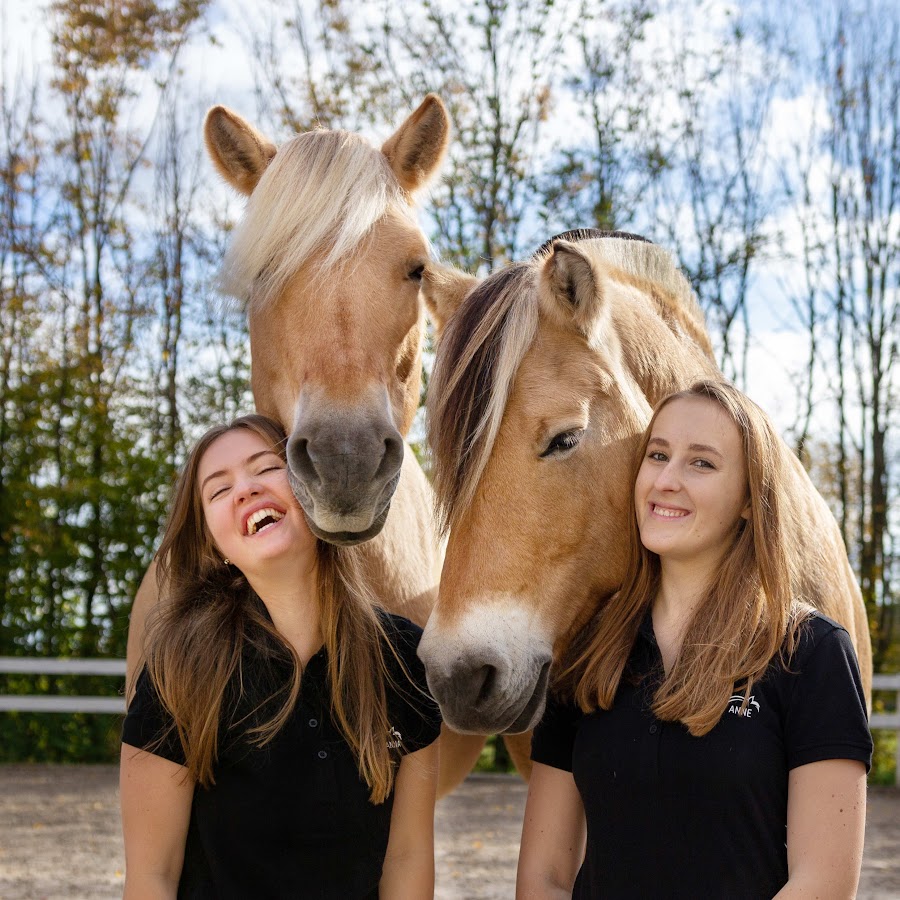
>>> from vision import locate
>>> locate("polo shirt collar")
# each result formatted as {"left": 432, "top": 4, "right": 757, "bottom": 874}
{"left": 637, "top": 607, "right": 656, "bottom": 645}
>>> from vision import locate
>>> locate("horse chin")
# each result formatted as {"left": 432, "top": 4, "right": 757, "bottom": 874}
{"left": 288, "top": 468, "right": 397, "bottom": 546}
{"left": 301, "top": 503, "right": 391, "bottom": 546}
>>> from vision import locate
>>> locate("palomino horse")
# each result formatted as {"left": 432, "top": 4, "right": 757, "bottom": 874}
{"left": 126, "top": 95, "right": 498, "bottom": 794}
{"left": 419, "top": 229, "right": 873, "bottom": 739}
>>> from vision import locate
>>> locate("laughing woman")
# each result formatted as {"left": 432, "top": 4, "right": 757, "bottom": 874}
{"left": 120, "top": 415, "right": 441, "bottom": 899}
{"left": 517, "top": 380, "right": 872, "bottom": 900}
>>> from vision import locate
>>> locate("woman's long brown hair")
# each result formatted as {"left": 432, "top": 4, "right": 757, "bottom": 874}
{"left": 140, "top": 415, "right": 398, "bottom": 802}
{"left": 559, "top": 380, "right": 809, "bottom": 736}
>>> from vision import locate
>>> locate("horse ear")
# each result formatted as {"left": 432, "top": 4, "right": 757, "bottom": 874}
{"left": 203, "top": 106, "right": 278, "bottom": 196}
{"left": 422, "top": 263, "right": 479, "bottom": 341}
{"left": 381, "top": 94, "right": 450, "bottom": 195}
{"left": 540, "top": 240, "right": 604, "bottom": 335}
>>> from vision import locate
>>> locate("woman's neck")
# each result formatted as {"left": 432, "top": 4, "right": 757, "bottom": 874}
{"left": 652, "top": 558, "right": 713, "bottom": 673}
{"left": 245, "top": 553, "right": 323, "bottom": 665}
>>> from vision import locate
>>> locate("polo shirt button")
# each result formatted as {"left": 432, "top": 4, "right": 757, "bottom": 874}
{"left": 649, "top": 724, "right": 658, "bottom": 734}
{"left": 318, "top": 750, "right": 328, "bottom": 759}
{"left": 308, "top": 718, "right": 318, "bottom": 728}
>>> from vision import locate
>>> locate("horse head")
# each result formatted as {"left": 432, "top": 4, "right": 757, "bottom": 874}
{"left": 203, "top": 96, "right": 450, "bottom": 545}
{"left": 420, "top": 234, "right": 717, "bottom": 734}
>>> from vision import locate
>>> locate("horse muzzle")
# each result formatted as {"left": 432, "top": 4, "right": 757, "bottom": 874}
{"left": 417, "top": 604, "right": 554, "bottom": 734}
{"left": 286, "top": 405, "right": 404, "bottom": 542}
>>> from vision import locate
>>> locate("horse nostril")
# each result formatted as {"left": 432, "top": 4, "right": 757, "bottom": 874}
{"left": 287, "top": 437, "right": 319, "bottom": 484}
{"left": 376, "top": 432, "right": 405, "bottom": 480}
{"left": 474, "top": 664, "right": 497, "bottom": 706}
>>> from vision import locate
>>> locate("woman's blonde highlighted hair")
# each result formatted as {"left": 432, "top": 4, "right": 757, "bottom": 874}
{"left": 560, "top": 380, "right": 808, "bottom": 736}
{"left": 141, "top": 414, "right": 397, "bottom": 802}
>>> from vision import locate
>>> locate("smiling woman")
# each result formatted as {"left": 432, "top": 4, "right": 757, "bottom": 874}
{"left": 119, "top": 414, "right": 442, "bottom": 899}
{"left": 633, "top": 394, "right": 751, "bottom": 579}
{"left": 197, "top": 429, "right": 314, "bottom": 583}
{"left": 517, "top": 380, "right": 873, "bottom": 900}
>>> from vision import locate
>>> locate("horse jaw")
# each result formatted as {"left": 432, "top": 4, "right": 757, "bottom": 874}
{"left": 417, "top": 601, "right": 554, "bottom": 735}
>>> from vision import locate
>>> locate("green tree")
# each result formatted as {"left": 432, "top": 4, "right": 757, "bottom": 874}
{"left": 1, "top": 0, "right": 211, "bottom": 761}
{"left": 44, "top": 0, "right": 208, "bottom": 655}
{"left": 785, "top": 0, "right": 899, "bottom": 670}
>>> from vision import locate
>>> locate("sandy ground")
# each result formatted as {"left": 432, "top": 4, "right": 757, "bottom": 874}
{"left": 0, "top": 765, "right": 897, "bottom": 899}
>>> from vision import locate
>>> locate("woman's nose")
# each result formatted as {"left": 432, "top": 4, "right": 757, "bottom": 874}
{"left": 234, "top": 478, "right": 261, "bottom": 502}
{"left": 654, "top": 463, "right": 680, "bottom": 491}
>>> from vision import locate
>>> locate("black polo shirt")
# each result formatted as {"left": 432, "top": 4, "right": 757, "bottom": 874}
{"left": 532, "top": 611, "right": 872, "bottom": 900}
{"left": 122, "top": 613, "right": 441, "bottom": 900}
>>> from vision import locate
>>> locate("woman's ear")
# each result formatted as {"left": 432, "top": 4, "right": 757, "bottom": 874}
{"left": 741, "top": 501, "right": 751, "bottom": 520}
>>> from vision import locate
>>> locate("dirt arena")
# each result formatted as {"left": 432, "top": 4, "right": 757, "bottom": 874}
{"left": 0, "top": 765, "right": 898, "bottom": 899}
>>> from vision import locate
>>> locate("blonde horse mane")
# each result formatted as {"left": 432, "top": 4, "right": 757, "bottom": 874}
{"left": 428, "top": 235, "right": 709, "bottom": 534}
{"left": 219, "top": 128, "right": 416, "bottom": 309}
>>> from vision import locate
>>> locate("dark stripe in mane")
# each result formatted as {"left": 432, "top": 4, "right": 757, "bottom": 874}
{"left": 532, "top": 229, "right": 652, "bottom": 258}
{"left": 427, "top": 263, "right": 533, "bottom": 532}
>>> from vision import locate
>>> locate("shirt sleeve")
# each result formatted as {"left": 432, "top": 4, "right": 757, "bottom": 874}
{"left": 784, "top": 622, "right": 873, "bottom": 772}
{"left": 121, "top": 667, "right": 187, "bottom": 766}
{"left": 382, "top": 615, "right": 443, "bottom": 755}
{"left": 530, "top": 693, "right": 582, "bottom": 772}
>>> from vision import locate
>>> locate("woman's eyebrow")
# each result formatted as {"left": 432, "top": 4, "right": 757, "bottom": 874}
{"left": 201, "top": 450, "right": 282, "bottom": 492}
{"left": 688, "top": 443, "right": 723, "bottom": 457}
{"left": 647, "top": 437, "right": 723, "bottom": 457}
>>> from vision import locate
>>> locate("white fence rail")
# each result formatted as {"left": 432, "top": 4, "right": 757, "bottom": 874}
{"left": 872, "top": 673, "right": 900, "bottom": 784}
{"left": 0, "top": 657, "right": 126, "bottom": 713}
{"left": 1, "top": 660, "right": 899, "bottom": 782}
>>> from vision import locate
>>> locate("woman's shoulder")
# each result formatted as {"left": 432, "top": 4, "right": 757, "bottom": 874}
{"left": 376, "top": 610, "right": 425, "bottom": 651}
{"left": 122, "top": 666, "right": 187, "bottom": 765}
{"left": 768, "top": 609, "right": 867, "bottom": 706}
{"left": 788, "top": 609, "right": 855, "bottom": 664}
{"left": 775, "top": 611, "right": 872, "bottom": 772}
{"left": 374, "top": 609, "right": 429, "bottom": 682}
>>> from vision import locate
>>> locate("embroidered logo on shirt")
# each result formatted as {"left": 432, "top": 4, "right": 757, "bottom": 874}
{"left": 387, "top": 726, "right": 402, "bottom": 749}
{"left": 727, "top": 694, "right": 761, "bottom": 718}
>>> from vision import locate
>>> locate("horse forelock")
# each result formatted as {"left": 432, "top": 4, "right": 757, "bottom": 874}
{"left": 428, "top": 263, "right": 538, "bottom": 534}
{"left": 219, "top": 128, "right": 414, "bottom": 311}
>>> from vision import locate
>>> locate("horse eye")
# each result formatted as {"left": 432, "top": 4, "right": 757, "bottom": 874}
{"left": 540, "top": 430, "right": 583, "bottom": 458}
{"left": 408, "top": 263, "right": 425, "bottom": 282}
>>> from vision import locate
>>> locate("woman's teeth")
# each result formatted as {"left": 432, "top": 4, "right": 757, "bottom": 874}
{"left": 246, "top": 507, "right": 285, "bottom": 535}
{"left": 653, "top": 505, "right": 687, "bottom": 518}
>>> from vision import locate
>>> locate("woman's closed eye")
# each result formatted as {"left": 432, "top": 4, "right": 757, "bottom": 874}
{"left": 208, "top": 483, "right": 230, "bottom": 501}
{"left": 206, "top": 461, "right": 285, "bottom": 502}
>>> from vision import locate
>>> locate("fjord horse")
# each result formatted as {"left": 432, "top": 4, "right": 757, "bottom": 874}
{"left": 126, "top": 95, "right": 490, "bottom": 794}
{"left": 419, "top": 230, "right": 872, "bottom": 743}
